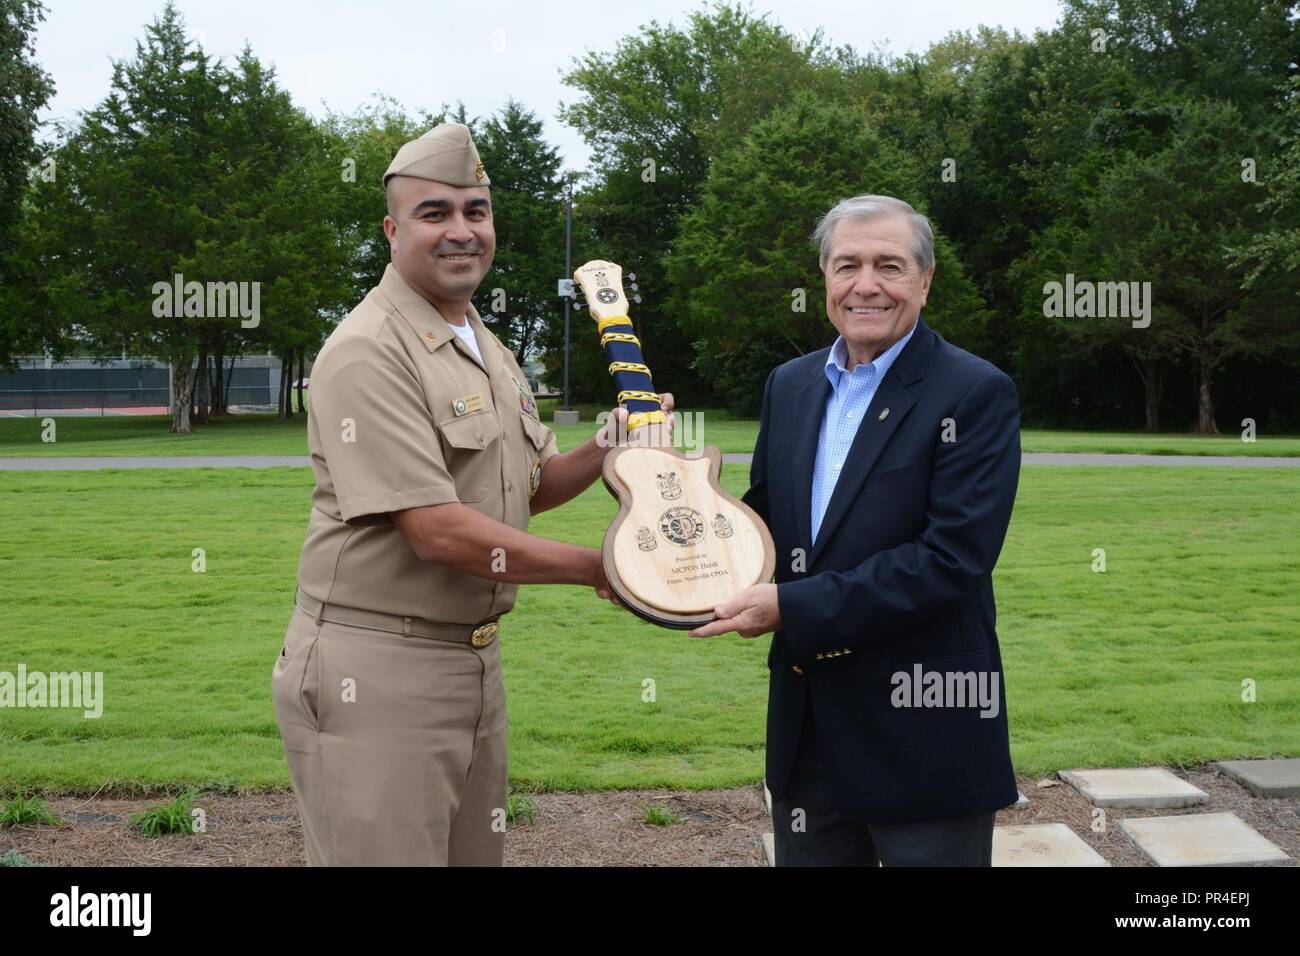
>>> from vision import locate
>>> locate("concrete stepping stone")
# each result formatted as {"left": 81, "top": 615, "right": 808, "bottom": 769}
{"left": 1014, "top": 791, "right": 1030, "bottom": 808}
{"left": 1121, "top": 812, "right": 1289, "bottom": 867}
{"left": 994, "top": 823, "right": 1109, "bottom": 866}
{"left": 1215, "top": 758, "right": 1300, "bottom": 798}
{"left": 1059, "top": 767, "right": 1208, "bottom": 808}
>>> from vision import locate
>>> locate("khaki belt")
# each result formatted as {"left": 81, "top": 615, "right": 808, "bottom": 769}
{"left": 296, "top": 592, "right": 500, "bottom": 648}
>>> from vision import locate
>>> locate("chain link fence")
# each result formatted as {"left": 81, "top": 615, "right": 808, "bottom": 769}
{"left": 0, "top": 356, "right": 280, "bottom": 416}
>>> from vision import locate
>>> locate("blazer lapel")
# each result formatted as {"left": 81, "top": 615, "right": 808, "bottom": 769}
{"left": 791, "top": 367, "right": 831, "bottom": 557}
{"left": 810, "top": 375, "right": 916, "bottom": 564}
{"left": 808, "top": 319, "right": 936, "bottom": 565}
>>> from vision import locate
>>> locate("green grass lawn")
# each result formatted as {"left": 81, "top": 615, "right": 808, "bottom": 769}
{"left": 2, "top": 412, "right": 1297, "bottom": 458}
{"left": 1018, "top": 429, "right": 1300, "bottom": 457}
{"left": 0, "top": 413, "right": 313, "bottom": 457}
{"left": 0, "top": 408, "right": 760, "bottom": 457}
{"left": 0, "top": 465, "right": 1295, "bottom": 794}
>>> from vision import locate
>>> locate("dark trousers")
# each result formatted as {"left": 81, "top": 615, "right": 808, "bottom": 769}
{"left": 772, "top": 702, "right": 995, "bottom": 867}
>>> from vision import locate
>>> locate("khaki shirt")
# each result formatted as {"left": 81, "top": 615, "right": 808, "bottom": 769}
{"left": 295, "top": 263, "right": 559, "bottom": 624}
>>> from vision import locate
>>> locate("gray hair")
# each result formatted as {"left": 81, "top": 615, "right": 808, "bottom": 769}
{"left": 812, "top": 195, "right": 935, "bottom": 273}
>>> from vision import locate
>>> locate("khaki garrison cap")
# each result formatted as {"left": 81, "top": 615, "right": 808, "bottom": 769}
{"left": 383, "top": 122, "right": 490, "bottom": 187}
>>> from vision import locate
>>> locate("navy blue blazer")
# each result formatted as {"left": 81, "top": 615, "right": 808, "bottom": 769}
{"left": 742, "top": 317, "right": 1021, "bottom": 823}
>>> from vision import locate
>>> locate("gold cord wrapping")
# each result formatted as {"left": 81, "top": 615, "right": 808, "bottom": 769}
{"left": 626, "top": 410, "right": 666, "bottom": 431}
{"left": 600, "top": 331, "right": 641, "bottom": 348}
{"left": 595, "top": 315, "right": 633, "bottom": 334}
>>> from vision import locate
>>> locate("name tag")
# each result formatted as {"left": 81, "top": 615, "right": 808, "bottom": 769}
{"left": 452, "top": 393, "right": 486, "bottom": 416}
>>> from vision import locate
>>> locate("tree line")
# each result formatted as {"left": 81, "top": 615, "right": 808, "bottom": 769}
{"left": 1, "top": 0, "right": 1296, "bottom": 433}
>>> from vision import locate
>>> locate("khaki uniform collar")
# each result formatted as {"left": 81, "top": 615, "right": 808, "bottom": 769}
{"left": 378, "top": 263, "right": 504, "bottom": 378}
{"left": 379, "top": 263, "right": 457, "bottom": 353}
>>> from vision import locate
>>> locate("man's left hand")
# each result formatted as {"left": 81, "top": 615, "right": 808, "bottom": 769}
{"left": 599, "top": 392, "right": 674, "bottom": 447}
{"left": 690, "top": 583, "right": 780, "bottom": 638}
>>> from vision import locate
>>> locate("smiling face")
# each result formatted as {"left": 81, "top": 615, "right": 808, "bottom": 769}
{"left": 383, "top": 176, "right": 495, "bottom": 320}
{"left": 823, "top": 214, "right": 934, "bottom": 368}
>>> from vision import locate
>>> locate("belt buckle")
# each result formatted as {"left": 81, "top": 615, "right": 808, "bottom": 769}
{"left": 470, "top": 622, "right": 498, "bottom": 648}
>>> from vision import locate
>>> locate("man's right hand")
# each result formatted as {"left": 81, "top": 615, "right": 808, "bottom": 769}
{"left": 591, "top": 551, "right": 624, "bottom": 608}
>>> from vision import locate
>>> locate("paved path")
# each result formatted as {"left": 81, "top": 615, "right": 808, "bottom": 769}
{"left": 724, "top": 453, "right": 1298, "bottom": 467}
{"left": 0, "top": 455, "right": 311, "bottom": 470}
{"left": 1020, "top": 452, "right": 1299, "bottom": 468}
{"left": 1, "top": 452, "right": 1298, "bottom": 471}
{"left": 726, "top": 452, "right": 1298, "bottom": 468}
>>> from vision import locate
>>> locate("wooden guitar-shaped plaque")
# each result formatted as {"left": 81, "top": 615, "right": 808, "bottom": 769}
{"left": 573, "top": 260, "right": 776, "bottom": 629}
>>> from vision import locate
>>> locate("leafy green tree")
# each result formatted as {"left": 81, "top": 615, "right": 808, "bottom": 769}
{"left": 556, "top": 2, "right": 839, "bottom": 405}
{"left": 320, "top": 99, "right": 440, "bottom": 307}
{"left": 0, "top": 0, "right": 53, "bottom": 257}
{"left": 1022, "top": 99, "right": 1295, "bottom": 433}
{"left": 1010, "top": 0, "right": 1298, "bottom": 430}
{"left": 0, "top": 0, "right": 58, "bottom": 365}
{"left": 1058, "top": 0, "right": 1298, "bottom": 125}
{"left": 34, "top": 3, "right": 361, "bottom": 430}
{"left": 0, "top": 178, "right": 87, "bottom": 367}
{"left": 1231, "top": 77, "right": 1300, "bottom": 298}
{"left": 878, "top": 29, "right": 1044, "bottom": 374}
{"left": 668, "top": 93, "right": 990, "bottom": 414}
{"left": 56, "top": 2, "right": 226, "bottom": 432}
{"left": 191, "top": 47, "right": 348, "bottom": 419}
{"left": 473, "top": 99, "right": 565, "bottom": 363}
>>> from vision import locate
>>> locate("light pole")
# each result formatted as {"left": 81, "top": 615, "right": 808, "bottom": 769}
{"left": 564, "top": 174, "right": 572, "bottom": 412}
{"left": 553, "top": 174, "right": 581, "bottom": 427}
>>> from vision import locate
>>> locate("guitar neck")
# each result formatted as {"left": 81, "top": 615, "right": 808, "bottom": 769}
{"left": 595, "top": 313, "right": 664, "bottom": 436}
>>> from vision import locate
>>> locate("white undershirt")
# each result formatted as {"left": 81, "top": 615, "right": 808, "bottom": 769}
{"left": 448, "top": 316, "right": 485, "bottom": 367}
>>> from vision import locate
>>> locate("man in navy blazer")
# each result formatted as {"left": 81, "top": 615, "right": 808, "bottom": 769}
{"left": 691, "top": 195, "right": 1021, "bottom": 866}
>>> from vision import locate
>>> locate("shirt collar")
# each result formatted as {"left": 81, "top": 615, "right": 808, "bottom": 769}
{"left": 379, "top": 263, "right": 491, "bottom": 361}
{"left": 824, "top": 319, "right": 918, "bottom": 388}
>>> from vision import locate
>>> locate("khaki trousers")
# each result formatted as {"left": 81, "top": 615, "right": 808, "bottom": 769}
{"left": 271, "top": 606, "right": 507, "bottom": 866}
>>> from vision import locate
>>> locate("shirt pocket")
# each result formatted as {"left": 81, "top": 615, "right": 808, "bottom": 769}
{"left": 519, "top": 412, "right": 550, "bottom": 452}
{"left": 438, "top": 411, "right": 503, "bottom": 503}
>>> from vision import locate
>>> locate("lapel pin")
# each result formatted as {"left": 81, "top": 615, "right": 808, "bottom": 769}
{"left": 425, "top": 331, "right": 437, "bottom": 344}
{"left": 879, "top": 407, "right": 890, "bottom": 421}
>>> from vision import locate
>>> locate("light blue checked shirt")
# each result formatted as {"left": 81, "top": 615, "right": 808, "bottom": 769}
{"left": 810, "top": 322, "right": 917, "bottom": 545}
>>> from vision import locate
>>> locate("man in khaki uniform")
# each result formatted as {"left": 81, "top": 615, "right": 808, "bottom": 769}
{"left": 271, "top": 122, "right": 671, "bottom": 866}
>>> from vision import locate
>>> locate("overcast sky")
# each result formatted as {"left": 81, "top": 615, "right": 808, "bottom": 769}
{"left": 35, "top": 0, "right": 1066, "bottom": 170}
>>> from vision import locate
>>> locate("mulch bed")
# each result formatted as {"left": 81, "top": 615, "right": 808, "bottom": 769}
{"left": 4, "top": 766, "right": 1295, "bottom": 866}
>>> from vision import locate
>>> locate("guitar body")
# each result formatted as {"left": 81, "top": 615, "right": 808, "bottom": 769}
{"left": 601, "top": 444, "right": 777, "bottom": 629}
{"left": 572, "top": 257, "right": 777, "bottom": 629}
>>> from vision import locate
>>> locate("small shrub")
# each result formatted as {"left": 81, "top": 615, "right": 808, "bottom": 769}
{"left": 0, "top": 849, "right": 42, "bottom": 866}
{"left": 506, "top": 788, "right": 535, "bottom": 826}
{"left": 643, "top": 805, "right": 684, "bottom": 826}
{"left": 129, "top": 792, "right": 198, "bottom": 837}
{"left": 0, "top": 793, "right": 61, "bottom": 829}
